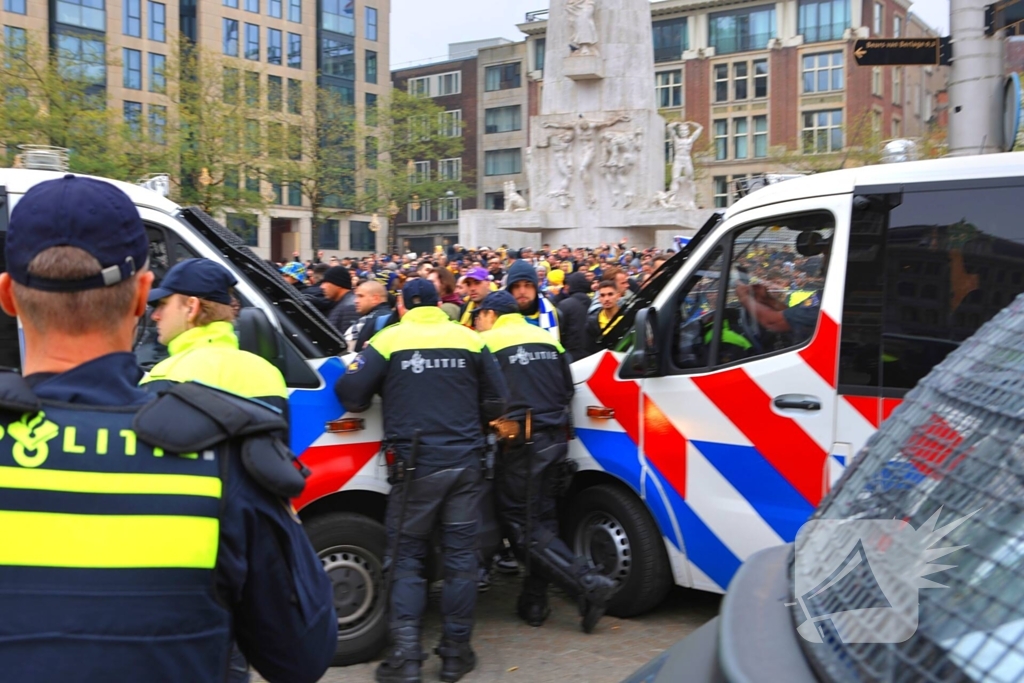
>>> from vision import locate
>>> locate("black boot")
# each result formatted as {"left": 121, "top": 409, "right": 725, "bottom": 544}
{"left": 516, "top": 574, "right": 550, "bottom": 627}
{"left": 577, "top": 568, "right": 617, "bottom": 634}
{"left": 435, "top": 640, "right": 476, "bottom": 683}
{"left": 376, "top": 624, "right": 426, "bottom": 683}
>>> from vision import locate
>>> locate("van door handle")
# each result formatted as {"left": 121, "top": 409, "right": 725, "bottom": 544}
{"left": 774, "top": 395, "right": 822, "bottom": 411}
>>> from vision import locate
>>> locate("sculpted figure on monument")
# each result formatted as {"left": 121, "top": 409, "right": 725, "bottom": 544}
{"left": 658, "top": 121, "right": 702, "bottom": 210}
{"left": 546, "top": 131, "right": 576, "bottom": 208}
{"left": 544, "top": 114, "right": 629, "bottom": 208}
{"left": 504, "top": 181, "right": 529, "bottom": 212}
{"left": 566, "top": 0, "right": 599, "bottom": 56}
{"left": 601, "top": 129, "right": 643, "bottom": 208}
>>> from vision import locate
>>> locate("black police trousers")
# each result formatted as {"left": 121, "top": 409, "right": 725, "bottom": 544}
{"left": 386, "top": 461, "right": 483, "bottom": 643}
{"left": 496, "top": 430, "right": 577, "bottom": 599}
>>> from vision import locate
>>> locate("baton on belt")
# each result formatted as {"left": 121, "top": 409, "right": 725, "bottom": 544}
{"left": 524, "top": 410, "right": 534, "bottom": 578}
{"left": 385, "top": 430, "right": 419, "bottom": 607}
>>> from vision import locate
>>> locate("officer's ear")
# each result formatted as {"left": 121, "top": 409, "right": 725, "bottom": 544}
{"left": 133, "top": 271, "right": 155, "bottom": 318}
{"left": 185, "top": 296, "right": 202, "bottom": 324}
{"left": 0, "top": 273, "right": 18, "bottom": 318}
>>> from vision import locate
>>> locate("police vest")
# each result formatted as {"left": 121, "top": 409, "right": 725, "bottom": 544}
{"left": 142, "top": 321, "right": 287, "bottom": 404}
{"left": 365, "top": 305, "right": 491, "bottom": 465}
{"left": 0, "top": 377, "right": 296, "bottom": 681}
{"left": 480, "top": 313, "right": 572, "bottom": 430}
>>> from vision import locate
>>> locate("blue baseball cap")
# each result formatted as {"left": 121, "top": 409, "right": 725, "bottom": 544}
{"left": 402, "top": 278, "right": 439, "bottom": 310}
{"left": 148, "top": 258, "right": 238, "bottom": 306}
{"left": 6, "top": 174, "right": 148, "bottom": 292}
{"left": 478, "top": 291, "right": 519, "bottom": 315}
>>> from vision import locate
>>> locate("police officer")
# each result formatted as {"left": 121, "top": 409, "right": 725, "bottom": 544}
{"left": 475, "top": 291, "right": 616, "bottom": 633}
{"left": 142, "top": 258, "right": 288, "bottom": 415}
{"left": 0, "top": 175, "right": 337, "bottom": 682}
{"left": 140, "top": 257, "right": 291, "bottom": 682}
{"left": 336, "top": 279, "right": 509, "bottom": 683}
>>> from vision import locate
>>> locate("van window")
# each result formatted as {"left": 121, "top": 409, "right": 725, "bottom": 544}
{"left": 672, "top": 212, "right": 835, "bottom": 371}
{"left": 882, "top": 184, "right": 1024, "bottom": 391}
{"left": 841, "top": 182, "right": 1024, "bottom": 396}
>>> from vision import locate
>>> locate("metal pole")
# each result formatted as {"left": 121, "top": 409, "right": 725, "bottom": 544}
{"left": 948, "top": 0, "right": 1006, "bottom": 155}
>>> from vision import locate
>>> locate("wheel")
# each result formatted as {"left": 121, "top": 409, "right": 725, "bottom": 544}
{"left": 304, "top": 512, "right": 389, "bottom": 667}
{"left": 568, "top": 484, "right": 672, "bottom": 618}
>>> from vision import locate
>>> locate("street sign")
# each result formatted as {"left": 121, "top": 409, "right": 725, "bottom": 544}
{"left": 986, "top": 0, "right": 1024, "bottom": 36}
{"left": 852, "top": 38, "right": 953, "bottom": 66}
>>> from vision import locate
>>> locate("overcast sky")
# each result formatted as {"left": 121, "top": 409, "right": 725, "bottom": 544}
{"left": 389, "top": 0, "right": 950, "bottom": 68}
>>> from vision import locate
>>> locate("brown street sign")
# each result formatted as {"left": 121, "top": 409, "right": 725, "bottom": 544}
{"left": 986, "top": 0, "right": 1024, "bottom": 35}
{"left": 853, "top": 38, "right": 953, "bottom": 67}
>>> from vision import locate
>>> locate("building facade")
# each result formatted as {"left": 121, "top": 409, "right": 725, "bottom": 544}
{"left": 0, "top": 0, "right": 390, "bottom": 261}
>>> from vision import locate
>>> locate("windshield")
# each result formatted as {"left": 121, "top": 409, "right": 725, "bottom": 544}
{"left": 602, "top": 211, "right": 724, "bottom": 350}
{"left": 791, "top": 293, "right": 1024, "bottom": 683}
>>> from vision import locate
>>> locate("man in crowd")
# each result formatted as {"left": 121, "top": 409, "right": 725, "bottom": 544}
{"left": 586, "top": 280, "right": 623, "bottom": 356}
{"left": 557, "top": 272, "right": 594, "bottom": 361}
{"left": 459, "top": 266, "right": 493, "bottom": 327}
{"left": 346, "top": 281, "right": 395, "bottom": 353}
{"left": 280, "top": 261, "right": 307, "bottom": 290}
{"left": 320, "top": 265, "right": 361, "bottom": 339}
{"left": 505, "top": 260, "right": 560, "bottom": 341}
{"left": 335, "top": 280, "right": 508, "bottom": 683}
{"left": 475, "top": 291, "right": 616, "bottom": 633}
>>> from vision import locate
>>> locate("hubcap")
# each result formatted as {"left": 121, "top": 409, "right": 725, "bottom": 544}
{"left": 320, "top": 545, "right": 384, "bottom": 640}
{"left": 574, "top": 511, "right": 631, "bottom": 585}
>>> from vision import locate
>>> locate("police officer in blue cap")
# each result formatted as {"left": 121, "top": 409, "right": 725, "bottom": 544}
{"left": 336, "top": 279, "right": 509, "bottom": 683}
{"left": 142, "top": 258, "right": 288, "bottom": 417}
{"left": 475, "top": 291, "right": 615, "bottom": 633}
{"left": 0, "top": 175, "right": 337, "bottom": 682}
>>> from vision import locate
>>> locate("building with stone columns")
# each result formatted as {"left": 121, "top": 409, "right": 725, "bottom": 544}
{"left": 0, "top": 0, "right": 390, "bottom": 261}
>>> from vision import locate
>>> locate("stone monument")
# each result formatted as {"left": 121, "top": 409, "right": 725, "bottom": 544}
{"left": 459, "top": 0, "right": 713, "bottom": 249}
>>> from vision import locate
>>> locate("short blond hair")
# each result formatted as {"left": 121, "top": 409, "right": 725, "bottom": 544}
{"left": 12, "top": 246, "right": 141, "bottom": 334}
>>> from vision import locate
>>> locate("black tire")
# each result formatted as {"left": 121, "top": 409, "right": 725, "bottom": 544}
{"left": 304, "top": 512, "right": 389, "bottom": 667}
{"left": 567, "top": 484, "right": 672, "bottom": 618}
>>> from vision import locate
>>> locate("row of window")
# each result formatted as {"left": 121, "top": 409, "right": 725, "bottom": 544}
{"left": 123, "top": 101, "right": 166, "bottom": 143}
{"left": 223, "top": 69, "right": 304, "bottom": 116}
{"left": 407, "top": 62, "right": 521, "bottom": 98}
{"left": 223, "top": 0, "right": 298, "bottom": 22}
{"left": 408, "top": 198, "right": 462, "bottom": 223}
{"left": 654, "top": 50, "right": 843, "bottom": 110}
{"left": 121, "top": 0, "right": 165, "bottom": 40}
{"left": 409, "top": 158, "right": 463, "bottom": 183}
{"left": 648, "top": 0, "right": 902, "bottom": 63}
{"left": 226, "top": 215, "right": 377, "bottom": 252}
{"left": 122, "top": 49, "right": 165, "bottom": 92}
{"left": 322, "top": 0, "right": 377, "bottom": 40}
{"left": 712, "top": 116, "right": 769, "bottom": 161}
{"left": 223, "top": 19, "right": 301, "bottom": 66}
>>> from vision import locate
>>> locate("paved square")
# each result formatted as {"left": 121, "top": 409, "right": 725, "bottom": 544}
{"left": 259, "top": 572, "right": 720, "bottom": 683}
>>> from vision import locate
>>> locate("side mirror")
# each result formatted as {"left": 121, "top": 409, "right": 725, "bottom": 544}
{"left": 237, "top": 307, "right": 284, "bottom": 374}
{"left": 628, "top": 306, "right": 660, "bottom": 377}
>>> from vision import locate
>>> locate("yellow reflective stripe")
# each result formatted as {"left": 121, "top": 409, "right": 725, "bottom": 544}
{"left": 0, "top": 466, "right": 222, "bottom": 498}
{"left": 0, "top": 511, "right": 219, "bottom": 569}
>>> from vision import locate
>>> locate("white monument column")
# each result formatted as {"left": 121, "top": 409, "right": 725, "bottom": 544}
{"left": 458, "top": 0, "right": 714, "bottom": 248}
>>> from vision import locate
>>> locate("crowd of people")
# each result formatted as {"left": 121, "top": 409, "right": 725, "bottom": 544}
{"left": 271, "top": 241, "right": 675, "bottom": 359}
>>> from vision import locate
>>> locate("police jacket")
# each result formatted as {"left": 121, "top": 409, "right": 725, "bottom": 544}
{"left": 335, "top": 306, "right": 509, "bottom": 466}
{"left": 480, "top": 313, "right": 574, "bottom": 431}
{"left": 140, "top": 321, "right": 288, "bottom": 417}
{"left": 0, "top": 353, "right": 336, "bottom": 683}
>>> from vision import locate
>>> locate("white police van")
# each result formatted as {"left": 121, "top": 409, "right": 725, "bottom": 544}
{"left": 2, "top": 153, "right": 1024, "bottom": 666}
